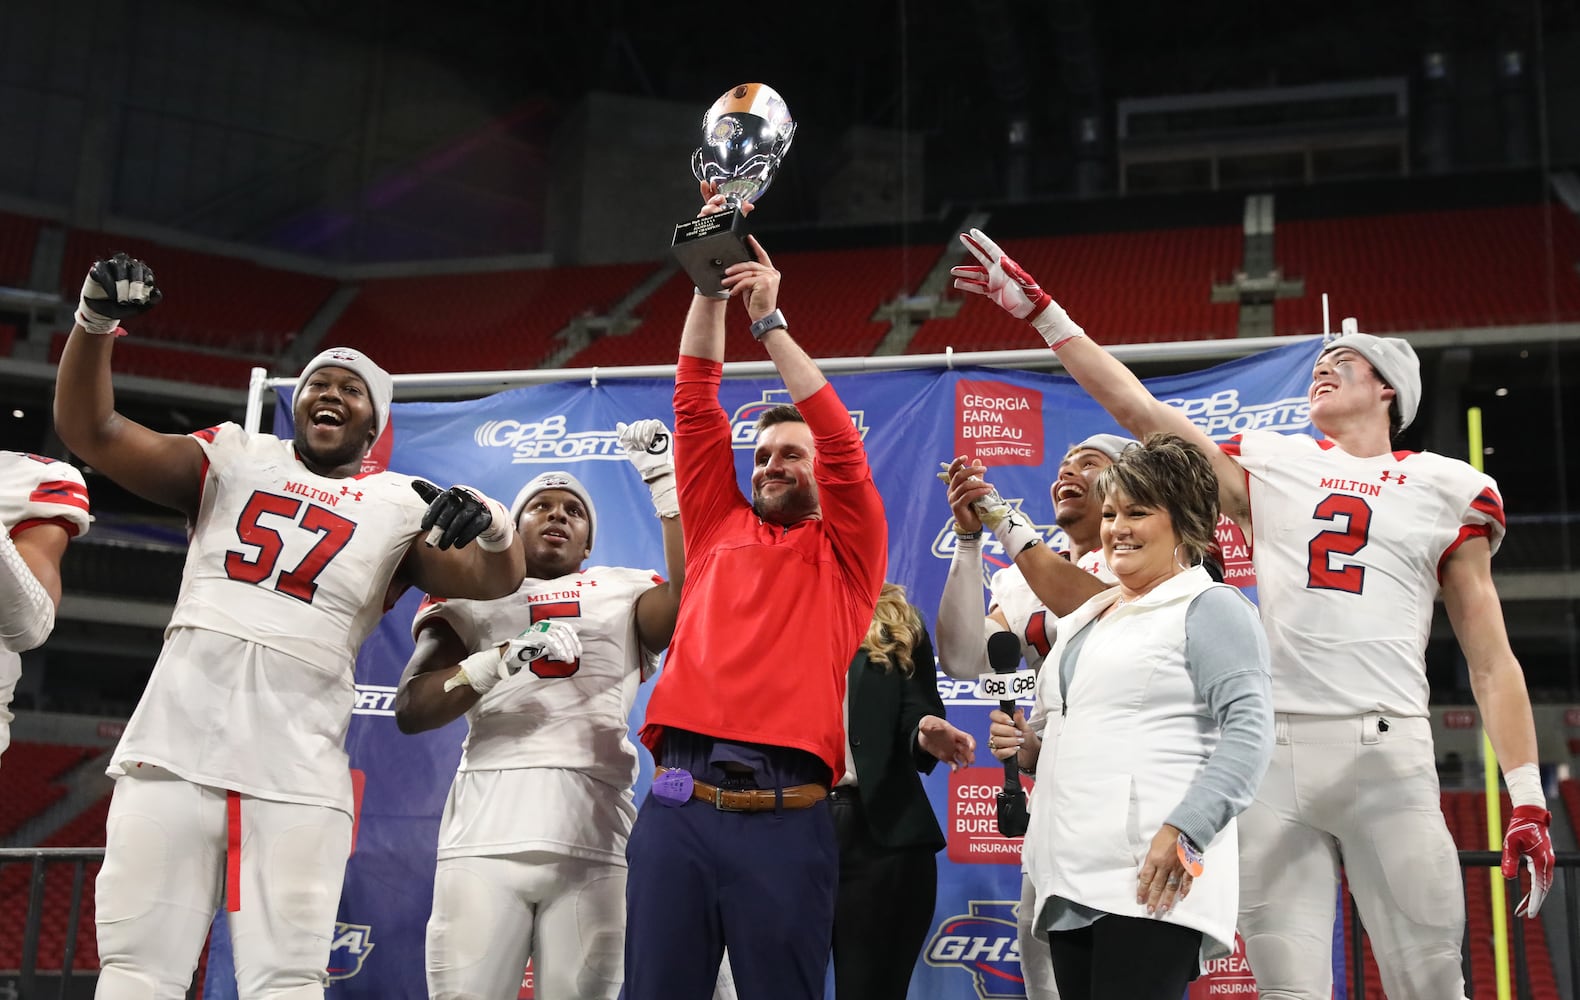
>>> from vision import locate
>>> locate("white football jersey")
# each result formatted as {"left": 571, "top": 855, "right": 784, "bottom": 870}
{"left": 413, "top": 565, "right": 660, "bottom": 862}
{"left": 989, "top": 550, "right": 1114, "bottom": 674}
{"left": 1, "top": 452, "right": 90, "bottom": 761}
{"left": 1226, "top": 429, "right": 1505, "bottom": 718}
{"left": 109, "top": 423, "right": 428, "bottom": 812}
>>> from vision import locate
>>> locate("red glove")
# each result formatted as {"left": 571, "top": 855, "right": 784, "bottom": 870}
{"left": 951, "top": 229, "right": 1085, "bottom": 349}
{"left": 1501, "top": 805, "right": 1554, "bottom": 917}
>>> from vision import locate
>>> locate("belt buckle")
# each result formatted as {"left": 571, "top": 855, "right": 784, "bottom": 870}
{"left": 713, "top": 786, "right": 748, "bottom": 812}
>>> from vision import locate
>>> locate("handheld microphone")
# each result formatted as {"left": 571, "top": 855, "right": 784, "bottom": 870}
{"left": 988, "top": 631, "right": 1032, "bottom": 838}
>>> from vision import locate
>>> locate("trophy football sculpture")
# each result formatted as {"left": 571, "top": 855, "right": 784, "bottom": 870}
{"left": 672, "top": 83, "right": 796, "bottom": 295}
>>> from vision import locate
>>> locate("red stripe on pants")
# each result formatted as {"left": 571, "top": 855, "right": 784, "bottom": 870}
{"left": 226, "top": 791, "right": 242, "bottom": 912}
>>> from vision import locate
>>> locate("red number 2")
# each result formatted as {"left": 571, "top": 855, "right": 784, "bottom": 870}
{"left": 1306, "top": 493, "right": 1372, "bottom": 594}
{"left": 224, "top": 491, "right": 357, "bottom": 604}
{"left": 527, "top": 601, "right": 583, "bottom": 678}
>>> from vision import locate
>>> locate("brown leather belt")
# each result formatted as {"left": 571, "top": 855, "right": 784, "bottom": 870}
{"left": 655, "top": 766, "right": 828, "bottom": 812}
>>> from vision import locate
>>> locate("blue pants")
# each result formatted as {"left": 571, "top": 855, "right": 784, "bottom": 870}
{"left": 621, "top": 794, "right": 837, "bottom": 1000}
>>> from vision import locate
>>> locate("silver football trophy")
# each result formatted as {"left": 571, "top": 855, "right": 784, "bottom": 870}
{"left": 672, "top": 83, "right": 796, "bottom": 295}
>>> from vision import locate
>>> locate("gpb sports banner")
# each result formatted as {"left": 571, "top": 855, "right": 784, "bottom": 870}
{"left": 202, "top": 339, "right": 1326, "bottom": 1000}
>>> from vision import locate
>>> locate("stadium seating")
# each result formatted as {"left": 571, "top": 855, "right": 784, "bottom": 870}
{"left": 48, "top": 332, "right": 261, "bottom": 388}
{"left": 908, "top": 226, "right": 1243, "bottom": 355}
{"left": 564, "top": 245, "right": 938, "bottom": 367}
{"left": 0, "top": 743, "right": 105, "bottom": 973}
{"left": 1335, "top": 791, "right": 1561, "bottom": 999}
{"left": 1440, "top": 790, "right": 1561, "bottom": 1000}
{"left": 0, "top": 741, "right": 98, "bottom": 838}
{"left": 1273, "top": 204, "right": 1580, "bottom": 334}
{"left": 1561, "top": 778, "right": 1580, "bottom": 833}
{"left": 0, "top": 210, "right": 42, "bottom": 289}
{"left": 324, "top": 262, "right": 659, "bottom": 374}
{"left": 60, "top": 230, "right": 336, "bottom": 355}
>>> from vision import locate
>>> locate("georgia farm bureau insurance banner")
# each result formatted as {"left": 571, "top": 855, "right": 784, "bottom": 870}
{"left": 202, "top": 339, "right": 1326, "bottom": 1000}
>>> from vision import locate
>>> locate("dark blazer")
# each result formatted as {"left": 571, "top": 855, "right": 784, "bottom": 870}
{"left": 845, "top": 626, "right": 948, "bottom": 852}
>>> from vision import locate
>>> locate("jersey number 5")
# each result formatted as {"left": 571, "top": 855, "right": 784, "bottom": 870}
{"left": 528, "top": 601, "right": 582, "bottom": 678}
{"left": 1306, "top": 493, "right": 1372, "bottom": 594}
{"left": 225, "top": 491, "right": 357, "bottom": 603}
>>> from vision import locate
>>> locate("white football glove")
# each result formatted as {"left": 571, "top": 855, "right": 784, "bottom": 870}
{"left": 951, "top": 229, "right": 1085, "bottom": 350}
{"left": 441, "top": 620, "right": 583, "bottom": 694}
{"left": 936, "top": 462, "right": 1043, "bottom": 557}
{"left": 77, "top": 252, "right": 162, "bottom": 336}
{"left": 505, "top": 619, "right": 582, "bottom": 667}
{"left": 616, "top": 419, "right": 678, "bottom": 519}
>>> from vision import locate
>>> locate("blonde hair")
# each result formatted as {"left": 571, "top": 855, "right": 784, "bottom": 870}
{"left": 863, "top": 582, "right": 924, "bottom": 677}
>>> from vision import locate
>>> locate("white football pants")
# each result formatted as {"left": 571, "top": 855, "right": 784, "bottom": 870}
{"left": 425, "top": 853, "right": 626, "bottom": 1000}
{"left": 1238, "top": 714, "right": 1468, "bottom": 1000}
{"left": 426, "top": 853, "right": 740, "bottom": 1000}
{"left": 95, "top": 764, "right": 351, "bottom": 1000}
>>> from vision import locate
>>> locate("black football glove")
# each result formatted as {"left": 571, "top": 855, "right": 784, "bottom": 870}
{"left": 77, "top": 252, "right": 162, "bottom": 335}
{"left": 411, "top": 480, "right": 514, "bottom": 552}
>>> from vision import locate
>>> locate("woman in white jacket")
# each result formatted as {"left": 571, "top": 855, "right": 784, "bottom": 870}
{"left": 986, "top": 434, "right": 1273, "bottom": 1000}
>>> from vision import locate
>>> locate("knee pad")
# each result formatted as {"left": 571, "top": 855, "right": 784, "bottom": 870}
{"left": 96, "top": 813, "right": 168, "bottom": 925}
{"left": 263, "top": 822, "right": 345, "bottom": 939}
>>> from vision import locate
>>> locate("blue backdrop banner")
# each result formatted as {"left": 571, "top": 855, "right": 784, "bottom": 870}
{"left": 202, "top": 339, "right": 1325, "bottom": 1000}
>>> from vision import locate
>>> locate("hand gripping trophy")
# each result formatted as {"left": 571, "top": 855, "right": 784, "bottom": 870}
{"left": 671, "top": 82, "right": 796, "bottom": 294}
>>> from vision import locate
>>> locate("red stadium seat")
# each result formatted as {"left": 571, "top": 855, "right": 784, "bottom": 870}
{"left": 0, "top": 211, "right": 43, "bottom": 289}
{"left": 61, "top": 230, "right": 336, "bottom": 354}
{"left": 908, "top": 226, "right": 1242, "bottom": 354}
{"left": 0, "top": 742, "right": 106, "bottom": 972}
{"left": 1273, "top": 205, "right": 1580, "bottom": 334}
{"left": 325, "top": 262, "right": 659, "bottom": 374}
{"left": 48, "top": 333, "right": 261, "bottom": 389}
{"left": 567, "top": 246, "right": 938, "bottom": 367}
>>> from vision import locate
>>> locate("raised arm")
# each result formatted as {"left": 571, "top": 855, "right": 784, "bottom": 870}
{"left": 723, "top": 235, "right": 827, "bottom": 402}
{"left": 616, "top": 419, "right": 685, "bottom": 651}
{"left": 53, "top": 255, "right": 206, "bottom": 518}
{"left": 677, "top": 194, "right": 753, "bottom": 363}
{"left": 946, "top": 458, "right": 1106, "bottom": 616}
{"left": 952, "top": 229, "right": 1250, "bottom": 528}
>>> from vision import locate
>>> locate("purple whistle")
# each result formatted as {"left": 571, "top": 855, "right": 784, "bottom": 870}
{"left": 652, "top": 768, "right": 694, "bottom": 807}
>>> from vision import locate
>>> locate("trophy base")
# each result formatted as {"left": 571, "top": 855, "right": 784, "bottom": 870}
{"left": 671, "top": 208, "right": 757, "bottom": 296}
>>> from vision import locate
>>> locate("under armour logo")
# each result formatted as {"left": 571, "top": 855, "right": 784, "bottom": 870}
{"left": 1380, "top": 471, "right": 1407, "bottom": 485}
{"left": 339, "top": 486, "right": 364, "bottom": 500}
{"left": 576, "top": 579, "right": 598, "bottom": 587}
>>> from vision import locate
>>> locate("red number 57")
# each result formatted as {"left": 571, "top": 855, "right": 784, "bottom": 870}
{"left": 224, "top": 490, "right": 357, "bottom": 604}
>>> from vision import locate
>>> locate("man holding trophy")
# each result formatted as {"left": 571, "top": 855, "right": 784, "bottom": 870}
{"left": 624, "top": 85, "right": 888, "bottom": 1000}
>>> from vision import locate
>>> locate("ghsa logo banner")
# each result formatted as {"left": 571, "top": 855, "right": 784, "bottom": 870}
{"left": 327, "top": 922, "right": 375, "bottom": 982}
{"left": 728, "top": 390, "right": 870, "bottom": 449}
{"left": 924, "top": 900, "right": 1027, "bottom": 1000}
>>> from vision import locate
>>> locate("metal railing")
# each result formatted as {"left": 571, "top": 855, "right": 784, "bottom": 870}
{"left": 1345, "top": 850, "right": 1580, "bottom": 1000}
{"left": 1, "top": 848, "right": 100, "bottom": 1000}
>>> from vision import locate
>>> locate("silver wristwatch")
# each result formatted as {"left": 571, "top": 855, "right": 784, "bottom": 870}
{"left": 749, "top": 308, "right": 788, "bottom": 341}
